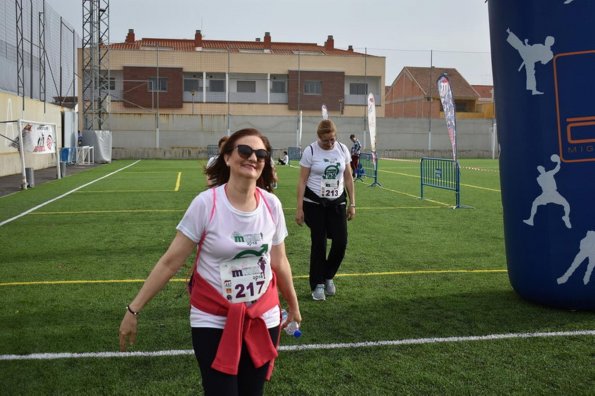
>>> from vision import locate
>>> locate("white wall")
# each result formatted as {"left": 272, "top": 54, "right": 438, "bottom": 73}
{"left": 106, "top": 113, "right": 496, "bottom": 159}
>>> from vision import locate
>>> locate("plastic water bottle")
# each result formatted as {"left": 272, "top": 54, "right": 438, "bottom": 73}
{"left": 281, "top": 309, "right": 302, "bottom": 338}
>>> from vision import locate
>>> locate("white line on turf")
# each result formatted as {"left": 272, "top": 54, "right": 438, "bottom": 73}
{"left": 1, "top": 330, "right": 592, "bottom": 361}
{"left": 0, "top": 160, "right": 141, "bottom": 228}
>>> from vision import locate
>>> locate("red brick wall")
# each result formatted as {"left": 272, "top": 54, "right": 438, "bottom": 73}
{"left": 288, "top": 70, "right": 344, "bottom": 111}
{"left": 123, "top": 66, "right": 183, "bottom": 108}
{"left": 385, "top": 73, "right": 441, "bottom": 118}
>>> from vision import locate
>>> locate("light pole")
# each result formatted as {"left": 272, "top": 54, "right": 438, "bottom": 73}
{"left": 191, "top": 90, "right": 195, "bottom": 114}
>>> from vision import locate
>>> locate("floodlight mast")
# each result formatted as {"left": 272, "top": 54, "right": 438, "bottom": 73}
{"left": 82, "top": 0, "right": 110, "bottom": 132}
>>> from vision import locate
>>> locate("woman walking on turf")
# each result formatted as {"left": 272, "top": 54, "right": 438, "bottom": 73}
{"left": 295, "top": 119, "right": 355, "bottom": 301}
{"left": 119, "top": 128, "right": 301, "bottom": 395}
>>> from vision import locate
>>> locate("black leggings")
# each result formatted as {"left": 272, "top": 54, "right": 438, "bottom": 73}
{"left": 303, "top": 200, "right": 348, "bottom": 290}
{"left": 191, "top": 326, "right": 279, "bottom": 396}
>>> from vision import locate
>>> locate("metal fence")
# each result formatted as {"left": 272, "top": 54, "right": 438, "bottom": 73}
{"left": 420, "top": 157, "right": 461, "bottom": 208}
{"left": 0, "top": 0, "right": 79, "bottom": 104}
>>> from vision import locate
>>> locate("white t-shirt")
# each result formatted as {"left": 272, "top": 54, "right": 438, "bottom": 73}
{"left": 177, "top": 185, "right": 287, "bottom": 329}
{"left": 299, "top": 141, "right": 350, "bottom": 199}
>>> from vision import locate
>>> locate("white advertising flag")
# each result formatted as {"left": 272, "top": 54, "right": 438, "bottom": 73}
{"left": 321, "top": 104, "right": 328, "bottom": 120}
{"left": 437, "top": 73, "right": 457, "bottom": 161}
{"left": 367, "top": 93, "right": 377, "bottom": 153}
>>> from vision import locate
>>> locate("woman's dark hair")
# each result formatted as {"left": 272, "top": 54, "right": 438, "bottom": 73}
{"left": 217, "top": 136, "right": 229, "bottom": 151}
{"left": 205, "top": 128, "right": 275, "bottom": 192}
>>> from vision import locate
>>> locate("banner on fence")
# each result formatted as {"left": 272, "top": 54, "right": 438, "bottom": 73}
{"left": 13, "top": 123, "right": 56, "bottom": 154}
{"left": 437, "top": 73, "right": 457, "bottom": 161}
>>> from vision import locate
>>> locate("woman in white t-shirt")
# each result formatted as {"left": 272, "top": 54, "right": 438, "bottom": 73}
{"left": 295, "top": 119, "right": 356, "bottom": 301}
{"left": 119, "top": 128, "right": 301, "bottom": 395}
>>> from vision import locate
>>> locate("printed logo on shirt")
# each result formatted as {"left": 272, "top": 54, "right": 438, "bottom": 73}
{"left": 323, "top": 163, "right": 341, "bottom": 180}
{"left": 233, "top": 244, "right": 269, "bottom": 259}
{"left": 230, "top": 264, "right": 262, "bottom": 278}
{"left": 233, "top": 232, "right": 263, "bottom": 246}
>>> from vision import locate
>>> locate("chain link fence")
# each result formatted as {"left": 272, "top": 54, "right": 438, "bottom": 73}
{"left": 0, "top": 0, "right": 79, "bottom": 102}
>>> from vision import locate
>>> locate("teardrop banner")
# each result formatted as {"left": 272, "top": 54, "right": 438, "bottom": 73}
{"left": 367, "top": 93, "right": 376, "bottom": 163}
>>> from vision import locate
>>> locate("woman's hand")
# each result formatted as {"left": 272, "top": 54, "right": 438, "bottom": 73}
{"left": 119, "top": 311, "right": 138, "bottom": 352}
{"left": 283, "top": 308, "right": 302, "bottom": 329}
{"left": 116, "top": 232, "right": 196, "bottom": 352}
{"left": 295, "top": 208, "right": 305, "bottom": 226}
{"left": 347, "top": 205, "right": 355, "bottom": 220}
{"left": 295, "top": 166, "right": 310, "bottom": 226}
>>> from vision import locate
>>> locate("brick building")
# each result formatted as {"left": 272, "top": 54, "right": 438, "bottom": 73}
{"left": 472, "top": 84, "right": 495, "bottom": 119}
{"left": 384, "top": 66, "right": 490, "bottom": 119}
{"left": 80, "top": 30, "right": 385, "bottom": 119}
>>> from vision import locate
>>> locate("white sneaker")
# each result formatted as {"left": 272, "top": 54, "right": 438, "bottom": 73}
{"left": 312, "top": 284, "right": 326, "bottom": 301}
{"left": 325, "top": 279, "right": 336, "bottom": 296}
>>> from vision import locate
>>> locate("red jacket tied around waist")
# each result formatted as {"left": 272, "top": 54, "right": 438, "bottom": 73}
{"left": 190, "top": 272, "right": 280, "bottom": 378}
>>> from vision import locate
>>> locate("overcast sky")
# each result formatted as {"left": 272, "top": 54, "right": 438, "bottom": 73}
{"left": 45, "top": 0, "right": 493, "bottom": 85}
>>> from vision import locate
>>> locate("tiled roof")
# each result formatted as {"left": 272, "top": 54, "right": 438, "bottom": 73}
{"left": 472, "top": 84, "right": 494, "bottom": 100}
{"left": 400, "top": 66, "right": 479, "bottom": 99}
{"left": 108, "top": 35, "right": 369, "bottom": 57}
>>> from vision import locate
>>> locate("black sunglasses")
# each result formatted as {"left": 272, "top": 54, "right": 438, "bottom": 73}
{"left": 234, "top": 144, "right": 269, "bottom": 161}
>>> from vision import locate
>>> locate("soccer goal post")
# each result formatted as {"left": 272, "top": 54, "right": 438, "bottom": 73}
{"left": 0, "top": 119, "right": 60, "bottom": 189}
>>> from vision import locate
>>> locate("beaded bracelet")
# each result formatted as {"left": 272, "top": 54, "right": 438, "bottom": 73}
{"left": 126, "top": 305, "right": 139, "bottom": 316}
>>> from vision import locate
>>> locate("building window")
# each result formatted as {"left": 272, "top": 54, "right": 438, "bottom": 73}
{"left": 148, "top": 77, "right": 167, "bottom": 92}
{"left": 304, "top": 80, "right": 321, "bottom": 95}
{"left": 237, "top": 80, "right": 256, "bottom": 93}
{"left": 239, "top": 49, "right": 266, "bottom": 54}
{"left": 209, "top": 79, "right": 225, "bottom": 92}
{"left": 271, "top": 80, "right": 286, "bottom": 93}
{"left": 184, "top": 78, "right": 201, "bottom": 92}
{"left": 97, "top": 73, "right": 115, "bottom": 90}
{"left": 350, "top": 83, "right": 368, "bottom": 95}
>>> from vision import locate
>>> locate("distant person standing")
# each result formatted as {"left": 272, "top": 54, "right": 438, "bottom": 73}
{"left": 349, "top": 134, "right": 361, "bottom": 178}
{"left": 205, "top": 136, "right": 228, "bottom": 187}
{"left": 295, "top": 119, "right": 355, "bottom": 301}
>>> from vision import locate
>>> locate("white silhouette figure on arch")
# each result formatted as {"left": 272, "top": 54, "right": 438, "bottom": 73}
{"left": 506, "top": 28, "right": 555, "bottom": 95}
{"left": 557, "top": 230, "right": 595, "bottom": 285}
{"left": 523, "top": 154, "right": 571, "bottom": 229}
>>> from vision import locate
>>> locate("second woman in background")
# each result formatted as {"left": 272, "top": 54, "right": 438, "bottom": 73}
{"left": 295, "top": 119, "right": 355, "bottom": 301}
